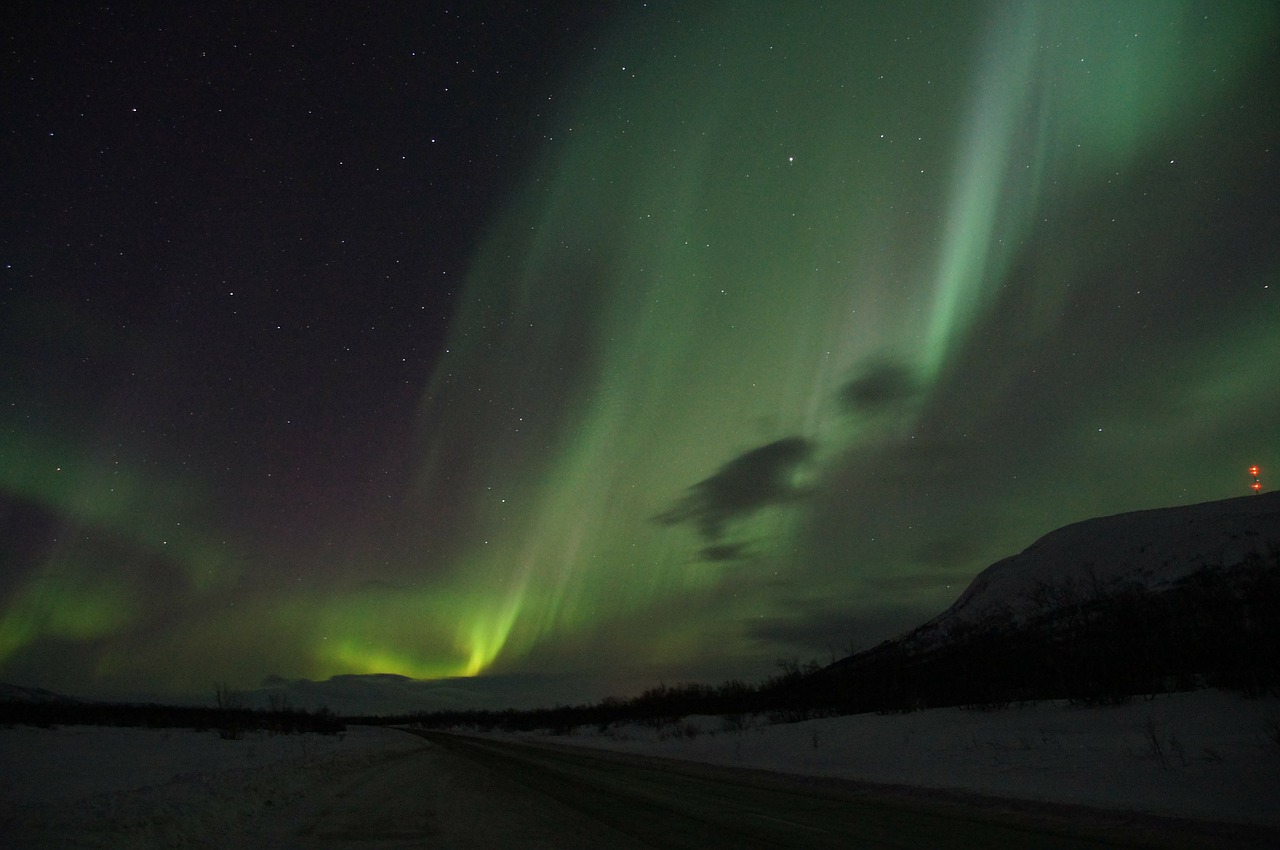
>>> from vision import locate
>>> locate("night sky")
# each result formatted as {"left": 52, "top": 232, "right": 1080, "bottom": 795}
{"left": 4, "top": 1, "right": 1278, "bottom": 707}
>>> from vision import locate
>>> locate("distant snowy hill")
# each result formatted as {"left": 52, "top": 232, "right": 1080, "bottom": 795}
{"left": 0, "top": 682, "right": 77, "bottom": 703}
{"left": 924, "top": 491, "right": 1280, "bottom": 635}
{"left": 247, "top": 671, "right": 609, "bottom": 717}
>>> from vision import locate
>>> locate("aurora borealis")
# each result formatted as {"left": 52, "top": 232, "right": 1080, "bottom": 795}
{"left": 4, "top": 1, "right": 1278, "bottom": 708}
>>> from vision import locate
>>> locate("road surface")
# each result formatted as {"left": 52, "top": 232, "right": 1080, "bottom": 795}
{"left": 276, "top": 729, "right": 1276, "bottom": 849}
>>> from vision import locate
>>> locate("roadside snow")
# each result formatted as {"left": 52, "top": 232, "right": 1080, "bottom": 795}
{"left": 0, "top": 725, "right": 420, "bottom": 848}
{"left": 507, "top": 689, "right": 1280, "bottom": 828}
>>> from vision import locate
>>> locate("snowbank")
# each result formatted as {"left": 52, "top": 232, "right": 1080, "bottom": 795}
{"left": 508, "top": 689, "right": 1280, "bottom": 827}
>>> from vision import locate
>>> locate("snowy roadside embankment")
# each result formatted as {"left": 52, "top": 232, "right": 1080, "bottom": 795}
{"left": 500, "top": 690, "right": 1280, "bottom": 828}
{"left": 0, "top": 724, "right": 420, "bottom": 848}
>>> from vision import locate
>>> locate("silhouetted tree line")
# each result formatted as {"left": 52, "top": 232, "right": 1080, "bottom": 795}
{"left": 390, "top": 550, "right": 1278, "bottom": 732}
{"left": 391, "top": 672, "right": 820, "bottom": 734}
{"left": 0, "top": 697, "right": 345, "bottom": 736}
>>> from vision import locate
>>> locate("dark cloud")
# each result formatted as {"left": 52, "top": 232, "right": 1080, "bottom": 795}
{"left": 655, "top": 437, "right": 814, "bottom": 541}
{"left": 744, "top": 609, "right": 857, "bottom": 655}
{"left": 862, "top": 571, "right": 966, "bottom": 595}
{"left": 743, "top": 600, "right": 926, "bottom": 659}
{"left": 0, "top": 497, "right": 62, "bottom": 598}
{"left": 912, "top": 531, "right": 990, "bottom": 572}
{"left": 839, "top": 359, "right": 918, "bottom": 414}
{"left": 698, "top": 542, "right": 752, "bottom": 562}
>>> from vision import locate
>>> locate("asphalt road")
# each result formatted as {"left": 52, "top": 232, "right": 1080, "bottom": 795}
{"left": 316, "top": 730, "right": 1270, "bottom": 850}
{"left": 276, "top": 732, "right": 645, "bottom": 850}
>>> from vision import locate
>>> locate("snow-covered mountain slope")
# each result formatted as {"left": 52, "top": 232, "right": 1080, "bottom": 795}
{"left": 928, "top": 491, "right": 1280, "bottom": 632}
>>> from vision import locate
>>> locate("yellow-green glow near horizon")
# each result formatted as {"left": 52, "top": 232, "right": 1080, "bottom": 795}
{"left": 3, "top": 0, "right": 1277, "bottom": 702}
{"left": 290, "top": 584, "right": 530, "bottom": 681}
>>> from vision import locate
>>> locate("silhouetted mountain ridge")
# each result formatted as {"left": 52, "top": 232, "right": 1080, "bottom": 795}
{"left": 929, "top": 491, "right": 1280, "bottom": 633}
{"left": 818, "top": 492, "right": 1280, "bottom": 710}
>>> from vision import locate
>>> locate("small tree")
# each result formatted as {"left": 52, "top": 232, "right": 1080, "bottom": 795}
{"left": 213, "top": 682, "right": 247, "bottom": 739}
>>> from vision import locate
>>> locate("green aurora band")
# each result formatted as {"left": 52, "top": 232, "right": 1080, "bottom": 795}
{"left": 3, "top": 0, "right": 1278, "bottom": 700}
{"left": 404, "top": 1, "right": 1278, "bottom": 682}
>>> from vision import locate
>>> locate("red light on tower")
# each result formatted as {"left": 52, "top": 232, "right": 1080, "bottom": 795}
{"left": 1249, "top": 465, "right": 1262, "bottom": 494}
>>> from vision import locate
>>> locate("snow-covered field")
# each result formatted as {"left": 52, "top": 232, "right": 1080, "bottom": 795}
{"left": 507, "top": 689, "right": 1280, "bottom": 828}
{"left": 0, "top": 724, "right": 421, "bottom": 848}
{"left": 2, "top": 689, "right": 1277, "bottom": 847}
